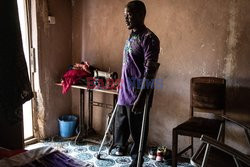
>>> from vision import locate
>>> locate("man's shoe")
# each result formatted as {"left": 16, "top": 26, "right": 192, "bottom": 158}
{"left": 148, "top": 146, "right": 157, "bottom": 160}
{"left": 111, "top": 146, "right": 125, "bottom": 156}
{"left": 115, "top": 147, "right": 124, "bottom": 156}
{"left": 156, "top": 147, "right": 164, "bottom": 162}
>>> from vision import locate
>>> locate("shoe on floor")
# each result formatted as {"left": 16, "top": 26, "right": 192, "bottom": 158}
{"left": 148, "top": 146, "right": 157, "bottom": 160}
{"left": 156, "top": 147, "right": 164, "bottom": 162}
{"left": 111, "top": 146, "right": 125, "bottom": 156}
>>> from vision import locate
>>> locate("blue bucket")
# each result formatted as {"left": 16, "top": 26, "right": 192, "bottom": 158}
{"left": 58, "top": 115, "right": 77, "bottom": 138}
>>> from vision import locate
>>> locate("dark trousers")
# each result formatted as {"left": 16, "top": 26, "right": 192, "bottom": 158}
{"left": 0, "top": 106, "right": 24, "bottom": 149}
{"left": 114, "top": 105, "right": 150, "bottom": 162}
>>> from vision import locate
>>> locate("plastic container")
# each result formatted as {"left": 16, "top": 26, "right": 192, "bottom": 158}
{"left": 58, "top": 115, "right": 77, "bottom": 138}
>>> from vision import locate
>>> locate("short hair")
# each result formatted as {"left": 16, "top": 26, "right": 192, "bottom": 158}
{"left": 126, "top": 0, "right": 146, "bottom": 18}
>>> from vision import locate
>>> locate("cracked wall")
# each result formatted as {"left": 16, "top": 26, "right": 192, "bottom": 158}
{"left": 71, "top": 0, "right": 250, "bottom": 154}
{"left": 33, "top": 0, "right": 250, "bottom": 154}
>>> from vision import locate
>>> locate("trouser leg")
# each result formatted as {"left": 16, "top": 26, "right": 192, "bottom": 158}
{"left": 113, "top": 105, "right": 130, "bottom": 149}
{"left": 128, "top": 106, "right": 150, "bottom": 163}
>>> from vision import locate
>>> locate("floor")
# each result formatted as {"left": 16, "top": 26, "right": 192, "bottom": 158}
{"left": 26, "top": 139, "right": 194, "bottom": 167}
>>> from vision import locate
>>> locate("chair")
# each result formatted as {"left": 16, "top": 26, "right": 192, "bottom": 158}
{"left": 191, "top": 135, "right": 250, "bottom": 167}
{"left": 191, "top": 115, "right": 250, "bottom": 167}
{"left": 172, "top": 77, "right": 226, "bottom": 167}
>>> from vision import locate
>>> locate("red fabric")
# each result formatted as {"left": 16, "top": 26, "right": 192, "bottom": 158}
{"left": 62, "top": 69, "right": 90, "bottom": 94}
{"left": 0, "top": 149, "right": 26, "bottom": 158}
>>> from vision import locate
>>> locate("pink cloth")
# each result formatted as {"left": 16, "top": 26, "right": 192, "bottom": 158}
{"left": 61, "top": 69, "right": 90, "bottom": 94}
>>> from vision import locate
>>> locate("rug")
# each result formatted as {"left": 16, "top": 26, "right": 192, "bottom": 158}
{"left": 26, "top": 141, "right": 193, "bottom": 167}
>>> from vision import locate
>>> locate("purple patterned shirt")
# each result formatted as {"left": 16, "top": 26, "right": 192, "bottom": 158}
{"left": 118, "top": 27, "right": 160, "bottom": 106}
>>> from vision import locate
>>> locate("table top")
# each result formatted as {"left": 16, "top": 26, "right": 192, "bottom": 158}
{"left": 56, "top": 83, "right": 118, "bottom": 95}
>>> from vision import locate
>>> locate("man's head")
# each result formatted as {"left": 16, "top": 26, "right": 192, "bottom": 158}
{"left": 124, "top": 0, "right": 146, "bottom": 30}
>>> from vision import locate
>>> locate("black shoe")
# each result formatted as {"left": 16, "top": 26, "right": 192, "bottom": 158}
{"left": 111, "top": 146, "right": 125, "bottom": 156}
{"left": 115, "top": 147, "right": 124, "bottom": 156}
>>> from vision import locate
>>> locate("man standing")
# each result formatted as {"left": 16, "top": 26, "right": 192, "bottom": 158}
{"left": 113, "top": 1, "right": 160, "bottom": 167}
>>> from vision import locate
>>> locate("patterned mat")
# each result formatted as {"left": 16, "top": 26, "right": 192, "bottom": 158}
{"left": 26, "top": 141, "right": 193, "bottom": 167}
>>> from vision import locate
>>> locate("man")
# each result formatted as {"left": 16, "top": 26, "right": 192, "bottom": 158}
{"left": 113, "top": 1, "right": 160, "bottom": 167}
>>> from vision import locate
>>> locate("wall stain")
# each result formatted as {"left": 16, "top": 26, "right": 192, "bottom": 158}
{"left": 223, "top": 0, "right": 238, "bottom": 81}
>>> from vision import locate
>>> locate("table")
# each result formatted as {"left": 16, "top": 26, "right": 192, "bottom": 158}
{"left": 56, "top": 83, "right": 118, "bottom": 144}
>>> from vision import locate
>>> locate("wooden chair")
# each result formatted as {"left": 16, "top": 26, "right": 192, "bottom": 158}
{"left": 190, "top": 135, "right": 250, "bottom": 167}
{"left": 191, "top": 115, "right": 250, "bottom": 167}
{"left": 172, "top": 77, "right": 226, "bottom": 167}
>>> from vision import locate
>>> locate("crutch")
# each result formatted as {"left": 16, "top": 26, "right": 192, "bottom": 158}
{"left": 137, "top": 63, "right": 160, "bottom": 167}
{"left": 97, "top": 103, "right": 118, "bottom": 159}
{"left": 136, "top": 88, "right": 153, "bottom": 167}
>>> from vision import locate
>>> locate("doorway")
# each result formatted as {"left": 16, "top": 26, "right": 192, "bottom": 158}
{"left": 17, "top": 0, "right": 33, "bottom": 140}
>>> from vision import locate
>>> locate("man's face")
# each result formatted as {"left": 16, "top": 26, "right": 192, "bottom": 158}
{"left": 124, "top": 7, "right": 142, "bottom": 30}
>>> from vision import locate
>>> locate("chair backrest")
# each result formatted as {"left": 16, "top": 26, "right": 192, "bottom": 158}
{"left": 190, "top": 77, "right": 226, "bottom": 116}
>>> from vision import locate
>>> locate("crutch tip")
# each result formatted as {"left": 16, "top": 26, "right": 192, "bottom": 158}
{"left": 96, "top": 154, "right": 101, "bottom": 159}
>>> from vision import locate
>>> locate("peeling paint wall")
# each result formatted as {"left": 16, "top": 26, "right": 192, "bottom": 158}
{"left": 71, "top": 0, "right": 250, "bottom": 154}
{"left": 35, "top": 0, "right": 72, "bottom": 138}
{"left": 223, "top": 0, "right": 250, "bottom": 154}
{"left": 223, "top": 0, "right": 238, "bottom": 80}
